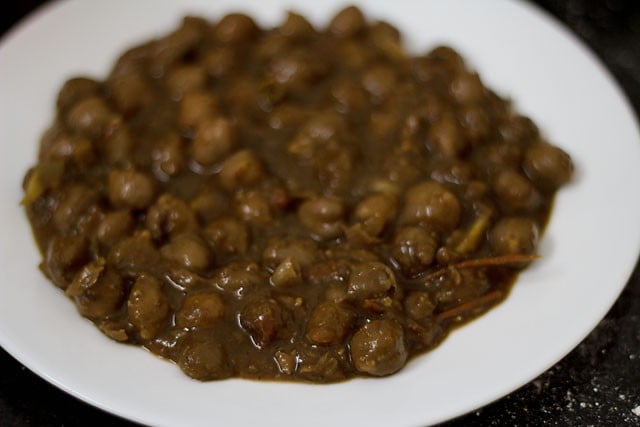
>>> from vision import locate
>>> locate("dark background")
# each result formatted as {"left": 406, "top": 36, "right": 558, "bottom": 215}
{"left": 1, "top": 1, "right": 639, "bottom": 426}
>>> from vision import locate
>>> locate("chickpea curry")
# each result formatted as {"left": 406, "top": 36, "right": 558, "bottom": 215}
{"left": 22, "top": 6, "right": 572, "bottom": 382}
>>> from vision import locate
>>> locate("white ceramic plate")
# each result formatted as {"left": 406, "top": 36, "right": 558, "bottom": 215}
{"left": 1, "top": 0, "right": 639, "bottom": 426}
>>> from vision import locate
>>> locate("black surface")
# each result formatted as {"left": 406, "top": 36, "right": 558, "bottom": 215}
{"left": 1, "top": 1, "right": 639, "bottom": 426}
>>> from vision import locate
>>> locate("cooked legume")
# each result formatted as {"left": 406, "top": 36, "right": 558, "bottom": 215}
{"left": 22, "top": 6, "right": 572, "bottom": 383}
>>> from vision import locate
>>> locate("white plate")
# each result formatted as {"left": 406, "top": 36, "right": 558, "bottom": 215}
{"left": 1, "top": 0, "right": 639, "bottom": 426}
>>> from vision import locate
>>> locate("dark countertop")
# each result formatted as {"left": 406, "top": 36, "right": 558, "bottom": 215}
{"left": 2, "top": 1, "right": 639, "bottom": 426}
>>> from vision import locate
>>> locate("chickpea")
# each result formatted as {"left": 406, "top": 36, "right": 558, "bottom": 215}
{"left": 214, "top": 13, "right": 258, "bottom": 44}
{"left": 305, "top": 301, "right": 353, "bottom": 346}
{"left": 523, "top": 142, "right": 573, "bottom": 191}
{"left": 427, "top": 113, "right": 467, "bottom": 158}
{"left": 109, "top": 71, "right": 153, "bottom": 115}
{"left": 353, "top": 192, "right": 398, "bottom": 237}
{"left": 43, "top": 234, "right": 89, "bottom": 288}
{"left": 107, "top": 233, "right": 162, "bottom": 277}
{"left": 57, "top": 77, "right": 101, "bottom": 113}
{"left": 36, "top": 124, "right": 64, "bottom": 161}
{"left": 240, "top": 298, "right": 285, "bottom": 348}
{"left": 107, "top": 170, "right": 157, "bottom": 210}
{"left": 480, "top": 142, "right": 523, "bottom": 171}
{"left": 127, "top": 274, "right": 171, "bottom": 340}
{"left": 404, "top": 291, "right": 435, "bottom": 320}
{"left": 270, "top": 257, "right": 302, "bottom": 288}
{"left": 212, "top": 261, "right": 265, "bottom": 296}
{"left": 256, "top": 35, "right": 290, "bottom": 66}
{"left": 428, "top": 46, "right": 465, "bottom": 71}
{"left": 400, "top": 181, "right": 461, "bottom": 230}
{"left": 66, "top": 96, "right": 119, "bottom": 139}
{"left": 271, "top": 52, "right": 318, "bottom": 91}
{"left": 177, "top": 330, "right": 232, "bottom": 380}
{"left": 96, "top": 210, "right": 134, "bottom": 248}
{"left": 203, "top": 216, "right": 250, "bottom": 256}
{"left": 145, "top": 193, "right": 198, "bottom": 240}
{"left": 150, "top": 18, "right": 204, "bottom": 76}
{"left": 391, "top": 226, "right": 438, "bottom": 276}
{"left": 489, "top": 217, "right": 539, "bottom": 255}
{"left": 362, "top": 65, "right": 396, "bottom": 100}
{"left": 288, "top": 112, "right": 344, "bottom": 159}
{"left": 258, "top": 179, "right": 291, "bottom": 211}
{"left": 220, "top": 77, "right": 257, "bottom": 113}
{"left": 190, "top": 189, "right": 229, "bottom": 224}
{"left": 369, "top": 21, "right": 401, "bottom": 56}
{"left": 332, "top": 79, "right": 367, "bottom": 113}
{"left": 350, "top": 319, "right": 407, "bottom": 376}
{"left": 178, "top": 91, "right": 218, "bottom": 129}
{"left": 176, "top": 293, "right": 225, "bottom": 329}
{"left": 367, "top": 112, "right": 397, "bottom": 142}
{"left": 492, "top": 169, "right": 539, "bottom": 212}
{"left": 152, "top": 133, "right": 185, "bottom": 178}
{"left": 460, "top": 105, "right": 490, "bottom": 141}
{"left": 268, "top": 103, "right": 309, "bottom": 130}
{"left": 202, "top": 48, "right": 238, "bottom": 79}
{"left": 298, "top": 196, "right": 346, "bottom": 240}
{"left": 347, "top": 262, "right": 398, "bottom": 300}
{"left": 328, "top": 6, "right": 365, "bottom": 38}
{"left": 43, "top": 133, "right": 94, "bottom": 165}
{"left": 262, "top": 236, "right": 319, "bottom": 270}
{"left": 450, "top": 72, "right": 484, "bottom": 104}
{"left": 103, "top": 126, "right": 133, "bottom": 167}
{"left": 278, "top": 12, "right": 314, "bottom": 38}
{"left": 234, "top": 190, "right": 272, "bottom": 226}
{"left": 218, "top": 149, "right": 265, "bottom": 191}
{"left": 53, "top": 184, "right": 96, "bottom": 234}
{"left": 337, "top": 39, "right": 370, "bottom": 69}
{"left": 500, "top": 115, "right": 539, "bottom": 144}
{"left": 109, "top": 45, "right": 147, "bottom": 78}
{"left": 66, "top": 258, "right": 124, "bottom": 319}
{"left": 430, "top": 159, "right": 474, "bottom": 186}
{"left": 191, "top": 117, "right": 237, "bottom": 167}
{"left": 160, "top": 233, "right": 213, "bottom": 273}
{"left": 165, "top": 64, "right": 207, "bottom": 100}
